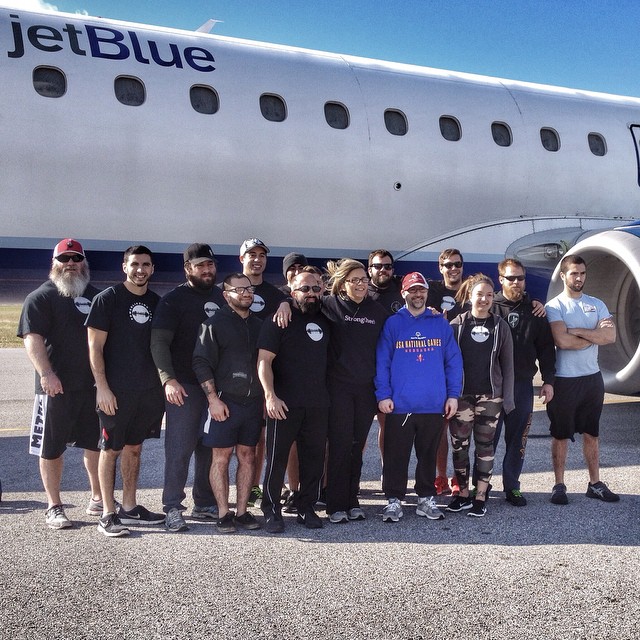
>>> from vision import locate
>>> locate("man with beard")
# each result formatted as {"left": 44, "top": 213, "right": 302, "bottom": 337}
{"left": 151, "top": 244, "right": 226, "bottom": 532}
{"left": 87, "top": 245, "right": 165, "bottom": 537}
{"left": 545, "top": 255, "right": 619, "bottom": 505}
{"left": 18, "top": 239, "right": 102, "bottom": 529}
{"left": 492, "top": 259, "right": 555, "bottom": 506}
{"left": 367, "top": 249, "right": 404, "bottom": 314}
{"left": 257, "top": 268, "right": 331, "bottom": 533}
{"left": 193, "top": 273, "right": 263, "bottom": 533}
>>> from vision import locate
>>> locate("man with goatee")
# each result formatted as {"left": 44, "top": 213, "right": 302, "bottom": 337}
{"left": 18, "top": 239, "right": 102, "bottom": 529}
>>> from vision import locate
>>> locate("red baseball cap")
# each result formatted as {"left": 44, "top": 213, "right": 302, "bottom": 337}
{"left": 53, "top": 238, "right": 85, "bottom": 258}
{"left": 401, "top": 272, "right": 429, "bottom": 292}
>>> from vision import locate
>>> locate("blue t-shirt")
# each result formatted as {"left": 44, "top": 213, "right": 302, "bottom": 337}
{"left": 545, "top": 292, "right": 610, "bottom": 377}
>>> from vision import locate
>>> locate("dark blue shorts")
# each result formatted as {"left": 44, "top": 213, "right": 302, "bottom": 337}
{"left": 201, "top": 397, "right": 262, "bottom": 448}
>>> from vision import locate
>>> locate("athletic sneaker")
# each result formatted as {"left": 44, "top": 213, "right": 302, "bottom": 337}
{"left": 416, "top": 496, "right": 445, "bottom": 520}
{"left": 467, "top": 499, "right": 487, "bottom": 517}
{"left": 283, "top": 490, "right": 299, "bottom": 514}
{"left": 45, "top": 504, "right": 72, "bottom": 529}
{"left": 165, "top": 508, "right": 189, "bottom": 532}
{"left": 191, "top": 505, "right": 218, "bottom": 520}
{"left": 216, "top": 511, "right": 236, "bottom": 534}
{"left": 446, "top": 496, "right": 473, "bottom": 512}
{"left": 505, "top": 489, "right": 527, "bottom": 507}
{"left": 382, "top": 498, "right": 403, "bottom": 523}
{"left": 247, "top": 486, "right": 262, "bottom": 508}
{"left": 264, "top": 512, "right": 284, "bottom": 534}
{"left": 329, "top": 511, "right": 349, "bottom": 524}
{"left": 551, "top": 483, "right": 569, "bottom": 505}
{"left": 315, "top": 487, "right": 327, "bottom": 508}
{"left": 450, "top": 476, "right": 460, "bottom": 496}
{"left": 86, "top": 498, "right": 103, "bottom": 516}
{"left": 297, "top": 507, "right": 323, "bottom": 529}
{"left": 98, "top": 512, "right": 130, "bottom": 537}
{"left": 118, "top": 505, "right": 165, "bottom": 525}
{"left": 586, "top": 481, "right": 620, "bottom": 502}
{"left": 434, "top": 475, "right": 451, "bottom": 496}
{"left": 347, "top": 507, "right": 366, "bottom": 521}
{"left": 234, "top": 512, "right": 261, "bottom": 530}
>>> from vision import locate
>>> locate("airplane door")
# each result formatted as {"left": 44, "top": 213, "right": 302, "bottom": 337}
{"left": 629, "top": 125, "right": 640, "bottom": 186}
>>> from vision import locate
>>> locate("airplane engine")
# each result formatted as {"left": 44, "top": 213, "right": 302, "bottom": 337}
{"left": 547, "top": 227, "right": 640, "bottom": 394}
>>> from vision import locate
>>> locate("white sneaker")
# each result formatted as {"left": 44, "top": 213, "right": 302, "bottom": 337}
{"left": 416, "top": 496, "right": 445, "bottom": 520}
{"left": 382, "top": 498, "right": 403, "bottom": 522}
{"left": 347, "top": 507, "right": 366, "bottom": 521}
{"left": 45, "top": 504, "right": 72, "bottom": 529}
{"left": 329, "top": 511, "right": 349, "bottom": 524}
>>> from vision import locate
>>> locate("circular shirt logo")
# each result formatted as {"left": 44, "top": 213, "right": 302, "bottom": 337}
{"left": 441, "top": 296, "right": 456, "bottom": 312}
{"left": 471, "top": 325, "right": 490, "bottom": 343}
{"left": 306, "top": 322, "right": 324, "bottom": 342}
{"left": 73, "top": 296, "right": 92, "bottom": 315}
{"left": 250, "top": 294, "right": 265, "bottom": 313}
{"left": 129, "top": 303, "right": 152, "bottom": 324}
{"left": 507, "top": 312, "right": 520, "bottom": 329}
{"left": 204, "top": 302, "right": 220, "bottom": 318}
{"left": 391, "top": 300, "right": 403, "bottom": 313}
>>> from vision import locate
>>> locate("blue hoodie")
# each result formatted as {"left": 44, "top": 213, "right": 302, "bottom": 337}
{"left": 375, "top": 307, "right": 463, "bottom": 414}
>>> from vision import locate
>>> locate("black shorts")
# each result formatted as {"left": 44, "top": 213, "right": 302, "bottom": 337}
{"left": 201, "top": 397, "right": 262, "bottom": 448}
{"left": 98, "top": 387, "right": 164, "bottom": 451}
{"left": 546, "top": 372, "right": 604, "bottom": 440}
{"left": 29, "top": 390, "right": 100, "bottom": 459}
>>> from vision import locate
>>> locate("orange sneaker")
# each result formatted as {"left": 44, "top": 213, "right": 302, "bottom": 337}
{"left": 450, "top": 476, "right": 460, "bottom": 496}
{"left": 434, "top": 475, "right": 451, "bottom": 496}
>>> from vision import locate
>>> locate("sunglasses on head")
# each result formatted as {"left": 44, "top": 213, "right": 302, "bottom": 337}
{"left": 294, "top": 285, "right": 322, "bottom": 293}
{"left": 55, "top": 254, "right": 84, "bottom": 263}
{"left": 503, "top": 275, "right": 525, "bottom": 282}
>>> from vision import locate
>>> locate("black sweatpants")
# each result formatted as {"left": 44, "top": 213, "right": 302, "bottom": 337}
{"left": 261, "top": 406, "right": 329, "bottom": 517}
{"left": 382, "top": 413, "right": 444, "bottom": 500}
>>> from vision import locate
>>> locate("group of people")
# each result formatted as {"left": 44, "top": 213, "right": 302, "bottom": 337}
{"left": 18, "top": 237, "right": 620, "bottom": 537}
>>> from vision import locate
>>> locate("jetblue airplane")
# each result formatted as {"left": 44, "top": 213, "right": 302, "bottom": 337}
{"left": 1, "top": 5, "right": 639, "bottom": 393}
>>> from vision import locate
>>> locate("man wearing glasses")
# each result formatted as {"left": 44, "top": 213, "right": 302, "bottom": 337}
{"left": 151, "top": 243, "right": 226, "bottom": 532}
{"left": 257, "top": 268, "right": 331, "bottom": 533}
{"left": 18, "top": 238, "right": 102, "bottom": 529}
{"left": 367, "top": 249, "right": 404, "bottom": 314}
{"left": 193, "top": 273, "right": 263, "bottom": 533}
{"left": 493, "top": 259, "right": 556, "bottom": 506}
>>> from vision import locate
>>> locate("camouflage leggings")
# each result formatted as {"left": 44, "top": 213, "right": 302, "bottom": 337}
{"left": 449, "top": 394, "right": 503, "bottom": 491}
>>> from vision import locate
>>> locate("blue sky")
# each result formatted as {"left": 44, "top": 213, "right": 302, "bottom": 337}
{"left": 7, "top": 0, "right": 640, "bottom": 96}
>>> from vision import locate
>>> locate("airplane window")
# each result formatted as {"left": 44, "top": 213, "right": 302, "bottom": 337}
{"left": 115, "top": 76, "right": 145, "bottom": 106}
{"left": 384, "top": 109, "right": 407, "bottom": 136}
{"left": 33, "top": 66, "right": 66, "bottom": 98}
{"left": 260, "top": 94, "right": 287, "bottom": 122}
{"left": 588, "top": 132, "right": 607, "bottom": 156}
{"left": 190, "top": 85, "right": 219, "bottom": 114}
{"left": 439, "top": 116, "right": 461, "bottom": 141}
{"left": 540, "top": 127, "right": 560, "bottom": 152}
{"left": 325, "top": 102, "right": 349, "bottom": 129}
{"left": 491, "top": 122, "right": 512, "bottom": 147}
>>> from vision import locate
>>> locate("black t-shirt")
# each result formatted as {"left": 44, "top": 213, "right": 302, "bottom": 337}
{"left": 257, "top": 308, "right": 330, "bottom": 408}
{"left": 248, "top": 280, "right": 286, "bottom": 320}
{"left": 152, "top": 283, "right": 226, "bottom": 385}
{"left": 368, "top": 277, "right": 404, "bottom": 315}
{"left": 86, "top": 283, "right": 161, "bottom": 392}
{"left": 459, "top": 315, "right": 495, "bottom": 395}
{"left": 18, "top": 280, "right": 100, "bottom": 393}
{"left": 427, "top": 280, "right": 464, "bottom": 320}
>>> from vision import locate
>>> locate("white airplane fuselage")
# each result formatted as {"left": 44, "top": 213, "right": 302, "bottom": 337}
{"left": 2, "top": 6, "right": 640, "bottom": 392}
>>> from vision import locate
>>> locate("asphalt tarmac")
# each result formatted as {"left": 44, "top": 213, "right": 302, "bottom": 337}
{"left": 0, "top": 347, "right": 638, "bottom": 640}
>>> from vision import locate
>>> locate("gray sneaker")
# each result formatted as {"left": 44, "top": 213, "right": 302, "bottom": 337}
{"left": 347, "top": 507, "right": 366, "bottom": 521}
{"left": 586, "top": 481, "right": 620, "bottom": 502}
{"left": 191, "top": 504, "right": 219, "bottom": 520}
{"left": 98, "top": 512, "right": 130, "bottom": 538}
{"left": 416, "top": 496, "right": 445, "bottom": 520}
{"left": 86, "top": 498, "right": 103, "bottom": 516}
{"left": 45, "top": 504, "right": 72, "bottom": 529}
{"left": 329, "top": 510, "right": 349, "bottom": 524}
{"left": 165, "top": 507, "right": 189, "bottom": 532}
{"left": 382, "top": 498, "right": 403, "bottom": 523}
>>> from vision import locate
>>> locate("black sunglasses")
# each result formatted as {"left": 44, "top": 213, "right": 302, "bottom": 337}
{"left": 441, "top": 261, "right": 462, "bottom": 269}
{"left": 502, "top": 275, "right": 525, "bottom": 282}
{"left": 55, "top": 254, "right": 84, "bottom": 263}
{"left": 370, "top": 263, "right": 393, "bottom": 270}
{"left": 294, "top": 285, "right": 322, "bottom": 293}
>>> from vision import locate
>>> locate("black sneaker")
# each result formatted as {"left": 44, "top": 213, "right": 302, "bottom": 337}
{"left": 586, "top": 481, "right": 620, "bottom": 502}
{"left": 467, "top": 499, "right": 487, "bottom": 517}
{"left": 98, "top": 512, "right": 130, "bottom": 537}
{"left": 446, "top": 496, "right": 473, "bottom": 512}
{"left": 297, "top": 507, "right": 323, "bottom": 529}
{"left": 283, "top": 490, "right": 299, "bottom": 514}
{"left": 264, "top": 512, "right": 285, "bottom": 534}
{"left": 234, "top": 512, "right": 261, "bottom": 530}
{"left": 216, "top": 511, "right": 236, "bottom": 534}
{"left": 551, "top": 483, "right": 569, "bottom": 505}
{"left": 118, "top": 504, "right": 165, "bottom": 525}
{"left": 505, "top": 489, "right": 527, "bottom": 507}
